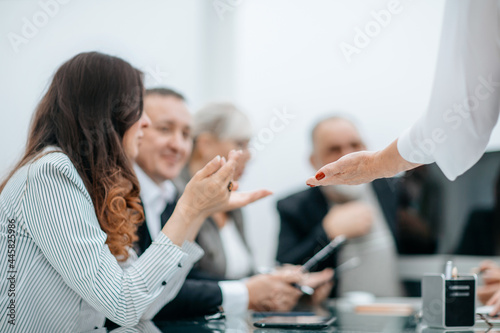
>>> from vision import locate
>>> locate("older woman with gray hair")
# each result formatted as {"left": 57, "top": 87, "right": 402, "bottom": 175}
{"left": 183, "top": 102, "right": 255, "bottom": 279}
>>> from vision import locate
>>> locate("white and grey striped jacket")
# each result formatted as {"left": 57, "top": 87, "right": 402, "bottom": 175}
{"left": 0, "top": 148, "right": 203, "bottom": 332}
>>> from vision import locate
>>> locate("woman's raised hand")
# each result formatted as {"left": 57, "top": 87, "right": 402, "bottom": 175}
{"left": 183, "top": 149, "right": 272, "bottom": 215}
{"left": 179, "top": 150, "right": 242, "bottom": 219}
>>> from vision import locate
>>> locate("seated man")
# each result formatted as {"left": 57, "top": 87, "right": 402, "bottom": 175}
{"left": 277, "top": 116, "right": 404, "bottom": 297}
{"left": 125, "top": 88, "right": 331, "bottom": 322}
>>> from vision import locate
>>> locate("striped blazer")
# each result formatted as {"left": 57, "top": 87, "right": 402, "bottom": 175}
{"left": 0, "top": 148, "right": 203, "bottom": 332}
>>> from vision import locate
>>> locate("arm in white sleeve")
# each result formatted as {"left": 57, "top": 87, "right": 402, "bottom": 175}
{"left": 397, "top": 0, "right": 500, "bottom": 180}
{"left": 218, "top": 280, "right": 249, "bottom": 315}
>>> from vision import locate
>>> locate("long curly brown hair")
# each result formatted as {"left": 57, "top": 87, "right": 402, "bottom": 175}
{"left": 0, "top": 52, "right": 145, "bottom": 261}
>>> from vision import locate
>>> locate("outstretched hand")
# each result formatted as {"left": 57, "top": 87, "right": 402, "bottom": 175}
{"left": 306, "top": 150, "right": 381, "bottom": 186}
{"left": 306, "top": 140, "right": 420, "bottom": 186}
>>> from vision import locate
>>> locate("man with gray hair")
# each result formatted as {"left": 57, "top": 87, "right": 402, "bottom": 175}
{"left": 277, "top": 116, "right": 404, "bottom": 297}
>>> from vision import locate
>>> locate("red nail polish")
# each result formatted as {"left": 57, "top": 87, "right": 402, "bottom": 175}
{"left": 307, "top": 184, "right": 315, "bottom": 188}
{"left": 316, "top": 172, "right": 325, "bottom": 180}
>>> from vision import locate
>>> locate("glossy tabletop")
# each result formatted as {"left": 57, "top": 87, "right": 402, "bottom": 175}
{"left": 104, "top": 298, "right": 500, "bottom": 333}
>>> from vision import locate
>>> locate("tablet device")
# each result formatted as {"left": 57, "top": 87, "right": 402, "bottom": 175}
{"left": 253, "top": 315, "right": 336, "bottom": 329}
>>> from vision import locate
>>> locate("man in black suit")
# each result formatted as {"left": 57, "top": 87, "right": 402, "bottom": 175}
{"left": 277, "top": 116, "right": 404, "bottom": 297}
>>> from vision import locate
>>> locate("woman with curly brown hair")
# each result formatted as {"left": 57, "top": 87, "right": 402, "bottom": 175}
{"left": 0, "top": 52, "right": 247, "bottom": 332}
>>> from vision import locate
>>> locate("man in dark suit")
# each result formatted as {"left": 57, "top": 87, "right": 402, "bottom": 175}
{"left": 277, "top": 116, "right": 404, "bottom": 297}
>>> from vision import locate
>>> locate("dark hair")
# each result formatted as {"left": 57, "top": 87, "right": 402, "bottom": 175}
{"left": 146, "top": 87, "right": 185, "bottom": 101}
{"left": 0, "top": 52, "right": 145, "bottom": 261}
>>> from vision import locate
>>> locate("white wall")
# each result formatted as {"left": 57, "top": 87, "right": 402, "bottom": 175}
{"left": 232, "top": 0, "right": 447, "bottom": 267}
{"left": 0, "top": 0, "right": 208, "bottom": 173}
{"left": 2, "top": 0, "right": 500, "bottom": 268}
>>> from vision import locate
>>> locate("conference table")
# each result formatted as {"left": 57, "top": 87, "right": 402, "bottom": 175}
{"left": 103, "top": 298, "right": 500, "bottom": 333}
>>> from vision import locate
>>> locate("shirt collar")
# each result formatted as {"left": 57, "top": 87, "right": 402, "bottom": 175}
{"left": 134, "top": 164, "right": 177, "bottom": 206}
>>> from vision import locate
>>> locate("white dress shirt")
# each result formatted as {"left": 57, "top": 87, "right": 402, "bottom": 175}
{"left": 0, "top": 148, "right": 203, "bottom": 332}
{"left": 134, "top": 166, "right": 249, "bottom": 315}
{"left": 398, "top": 0, "right": 500, "bottom": 180}
{"left": 219, "top": 218, "right": 254, "bottom": 280}
{"left": 134, "top": 166, "right": 177, "bottom": 241}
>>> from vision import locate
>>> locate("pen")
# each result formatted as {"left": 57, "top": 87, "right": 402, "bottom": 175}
{"left": 292, "top": 283, "right": 315, "bottom": 296}
{"left": 292, "top": 235, "right": 347, "bottom": 295}
{"left": 301, "top": 235, "right": 347, "bottom": 272}
{"left": 256, "top": 268, "right": 316, "bottom": 295}
{"left": 260, "top": 236, "right": 347, "bottom": 296}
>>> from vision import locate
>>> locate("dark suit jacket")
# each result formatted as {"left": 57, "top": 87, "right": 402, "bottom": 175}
{"left": 276, "top": 179, "right": 399, "bottom": 295}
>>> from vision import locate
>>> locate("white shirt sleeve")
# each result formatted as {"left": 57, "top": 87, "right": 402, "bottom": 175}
{"left": 218, "top": 280, "right": 249, "bottom": 315}
{"left": 397, "top": 0, "right": 500, "bottom": 180}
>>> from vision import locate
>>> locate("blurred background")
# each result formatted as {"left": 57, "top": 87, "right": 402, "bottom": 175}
{"left": 2, "top": 0, "right": 500, "bottom": 268}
